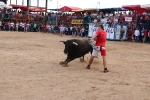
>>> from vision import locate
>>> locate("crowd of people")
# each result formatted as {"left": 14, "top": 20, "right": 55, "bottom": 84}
{"left": 0, "top": 7, "right": 150, "bottom": 43}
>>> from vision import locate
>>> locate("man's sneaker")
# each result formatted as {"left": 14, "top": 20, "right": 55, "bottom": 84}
{"left": 104, "top": 69, "right": 109, "bottom": 73}
{"left": 86, "top": 65, "right": 90, "bottom": 69}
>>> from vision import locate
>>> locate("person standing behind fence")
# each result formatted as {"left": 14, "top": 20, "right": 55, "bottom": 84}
{"left": 0, "top": 20, "right": 2, "bottom": 31}
{"left": 15, "top": 22, "right": 19, "bottom": 32}
{"left": 141, "top": 28, "right": 145, "bottom": 42}
{"left": 148, "top": 30, "right": 150, "bottom": 43}
{"left": 81, "top": 26, "right": 85, "bottom": 37}
{"left": 85, "top": 26, "right": 88, "bottom": 38}
{"left": 24, "top": 22, "right": 27, "bottom": 33}
{"left": 70, "top": 26, "right": 73, "bottom": 35}
{"left": 72, "top": 26, "right": 76, "bottom": 37}
{"left": 143, "top": 29, "right": 148, "bottom": 43}
{"left": 77, "top": 26, "right": 81, "bottom": 36}
{"left": 120, "top": 27, "right": 125, "bottom": 41}
{"left": 27, "top": 22, "right": 30, "bottom": 32}
{"left": 10, "top": 21, "right": 14, "bottom": 31}
{"left": 128, "top": 28, "right": 133, "bottom": 41}
{"left": 59, "top": 25, "right": 64, "bottom": 37}
{"left": 134, "top": 28, "right": 140, "bottom": 42}
{"left": 33, "top": 22, "right": 37, "bottom": 32}
{"left": 8, "top": 21, "right": 10, "bottom": 31}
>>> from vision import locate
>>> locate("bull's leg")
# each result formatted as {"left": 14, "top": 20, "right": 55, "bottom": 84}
{"left": 59, "top": 61, "right": 65, "bottom": 65}
{"left": 60, "top": 56, "right": 75, "bottom": 67}
{"left": 64, "top": 57, "right": 75, "bottom": 64}
{"left": 80, "top": 55, "right": 85, "bottom": 62}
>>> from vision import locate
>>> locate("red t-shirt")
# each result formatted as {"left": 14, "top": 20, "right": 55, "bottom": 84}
{"left": 144, "top": 31, "right": 148, "bottom": 36}
{"left": 95, "top": 29, "right": 107, "bottom": 47}
{"left": 128, "top": 29, "right": 133, "bottom": 36}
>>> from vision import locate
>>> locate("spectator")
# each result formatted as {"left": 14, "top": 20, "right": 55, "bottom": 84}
{"left": 134, "top": 28, "right": 140, "bottom": 42}
{"left": 24, "top": 22, "right": 27, "bottom": 33}
{"left": 10, "top": 21, "right": 14, "bottom": 31}
{"left": 148, "top": 30, "right": 150, "bottom": 43}
{"left": 15, "top": 22, "right": 19, "bottom": 32}
{"left": 33, "top": 22, "right": 37, "bottom": 32}
{"left": 120, "top": 27, "right": 125, "bottom": 41}
{"left": 128, "top": 28, "right": 133, "bottom": 41}
{"left": 72, "top": 26, "right": 76, "bottom": 37}
{"left": 0, "top": 20, "right": 2, "bottom": 31}
{"left": 143, "top": 29, "right": 148, "bottom": 43}
{"left": 59, "top": 25, "right": 64, "bottom": 37}
{"left": 141, "top": 28, "right": 145, "bottom": 42}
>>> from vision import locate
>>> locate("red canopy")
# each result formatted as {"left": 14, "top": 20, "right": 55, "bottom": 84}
{"left": 9, "top": 4, "right": 18, "bottom": 9}
{"left": 9, "top": 4, "right": 28, "bottom": 11}
{"left": 122, "top": 5, "right": 141, "bottom": 11}
{"left": 59, "top": 6, "right": 82, "bottom": 12}
{"left": 122, "top": 4, "right": 148, "bottom": 14}
{"left": 29, "top": 8, "right": 45, "bottom": 12}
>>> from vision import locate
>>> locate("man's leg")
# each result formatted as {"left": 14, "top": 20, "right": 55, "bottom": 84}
{"left": 86, "top": 56, "right": 94, "bottom": 69}
{"left": 102, "top": 56, "right": 109, "bottom": 73}
{"left": 102, "top": 56, "right": 107, "bottom": 69}
{"left": 86, "top": 49, "right": 98, "bottom": 69}
{"left": 101, "top": 48, "right": 109, "bottom": 73}
{"left": 88, "top": 56, "right": 94, "bottom": 66}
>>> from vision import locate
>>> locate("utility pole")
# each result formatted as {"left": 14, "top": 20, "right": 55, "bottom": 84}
{"left": 16, "top": 0, "right": 17, "bottom": 5}
{"left": 10, "top": 0, "right": 11, "bottom": 4}
{"left": 45, "top": 0, "right": 48, "bottom": 26}
{"left": 22, "top": 0, "right": 24, "bottom": 5}
{"left": 27, "top": 0, "right": 30, "bottom": 21}
{"left": 37, "top": 0, "right": 39, "bottom": 7}
{"left": 56, "top": 0, "right": 58, "bottom": 25}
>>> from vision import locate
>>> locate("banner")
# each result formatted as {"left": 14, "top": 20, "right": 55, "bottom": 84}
{"left": 88, "top": 23, "right": 98, "bottom": 38}
{"left": 115, "top": 25, "right": 127, "bottom": 40}
{"left": 88, "top": 23, "right": 128, "bottom": 41}
{"left": 88, "top": 23, "right": 94, "bottom": 37}
{"left": 125, "top": 17, "right": 132, "bottom": 22}
{"left": 71, "top": 19, "right": 83, "bottom": 24}
{"left": 115, "top": 25, "right": 121, "bottom": 40}
{"left": 122, "top": 25, "right": 128, "bottom": 39}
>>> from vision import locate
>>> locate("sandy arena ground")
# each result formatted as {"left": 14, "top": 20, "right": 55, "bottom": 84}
{"left": 0, "top": 31, "right": 150, "bottom": 100}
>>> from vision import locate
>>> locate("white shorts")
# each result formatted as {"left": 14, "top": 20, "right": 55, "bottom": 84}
{"left": 92, "top": 46, "right": 106, "bottom": 57}
{"left": 92, "top": 49, "right": 99, "bottom": 57}
{"left": 92, "top": 46, "right": 100, "bottom": 57}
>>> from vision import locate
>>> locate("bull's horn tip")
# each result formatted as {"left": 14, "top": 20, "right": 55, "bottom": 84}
{"left": 73, "top": 42, "right": 78, "bottom": 45}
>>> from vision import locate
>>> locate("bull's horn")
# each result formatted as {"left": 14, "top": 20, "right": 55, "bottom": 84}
{"left": 60, "top": 41, "right": 65, "bottom": 42}
{"left": 60, "top": 41, "right": 66, "bottom": 44}
{"left": 73, "top": 42, "right": 78, "bottom": 46}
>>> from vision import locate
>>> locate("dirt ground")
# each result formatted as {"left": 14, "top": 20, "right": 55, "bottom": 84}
{"left": 0, "top": 31, "right": 150, "bottom": 100}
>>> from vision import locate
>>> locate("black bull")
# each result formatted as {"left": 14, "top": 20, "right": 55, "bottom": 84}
{"left": 60, "top": 39, "right": 93, "bottom": 66}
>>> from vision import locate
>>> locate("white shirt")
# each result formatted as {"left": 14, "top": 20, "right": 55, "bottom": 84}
{"left": 148, "top": 32, "right": 150, "bottom": 37}
{"left": 134, "top": 30, "right": 140, "bottom": 36}
{"left": 10, "top": 22, "right": 14, "bottom": 27}
{"left": 60, "top": 26, "right": 64, "bottom": 32}
{"left": 22, "top": 23, "right": 24, "bottom": 27}
{"left": 0, "top": 21, "right": 2, "bottom": 26}
{"left": 81, "top": 28, "right": 85, "bottom": 32}
{"left": 70, "top": 27, "right": 73, "bottom": 31}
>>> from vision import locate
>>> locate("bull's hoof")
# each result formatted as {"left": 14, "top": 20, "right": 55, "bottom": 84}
{"left": 80, "top": 58, "right": 85, "bottom": 62}
{"left": 63, "top": 64, "right": 68, "bottom": 67}
{"left": 59, "top": 61, "right": 65, "bottom": 65}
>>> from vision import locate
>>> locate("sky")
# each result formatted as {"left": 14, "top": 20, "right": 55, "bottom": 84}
{"left": 6, "top": 0, "right": 150, "bottom": 9}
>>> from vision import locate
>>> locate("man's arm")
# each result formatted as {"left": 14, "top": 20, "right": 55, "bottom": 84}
{"left": 89, "top": 34, "right": 97, "bottom": 42}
